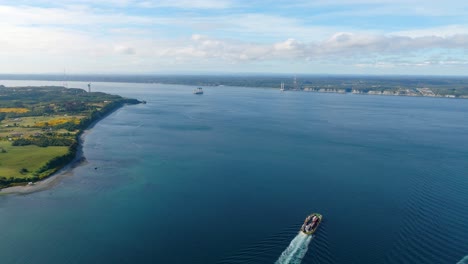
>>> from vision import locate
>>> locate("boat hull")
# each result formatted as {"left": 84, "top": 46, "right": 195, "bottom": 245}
{"left": 193, "top": 87, "right": 204, "bottom": 94}
{"left": 300, "top": 213, "right": 322, "bottom": 235}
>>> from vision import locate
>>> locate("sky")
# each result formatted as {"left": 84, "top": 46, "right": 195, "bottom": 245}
{"left": 1, "top": 0, "right": 468, "bottom": 75}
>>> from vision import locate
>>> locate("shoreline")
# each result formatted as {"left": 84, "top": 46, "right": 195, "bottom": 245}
{"left": 1, "top": 78, "right": 467, "bottom": 99}
{"left": 0, "top": 129, "right": 90, "bottom": 195}
{"left": 0, "top": 102, "right": 136, "bottom": 195}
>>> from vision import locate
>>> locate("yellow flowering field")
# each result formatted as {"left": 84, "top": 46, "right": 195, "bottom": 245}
{"left": 0, "top": 108, "right": 29, "bottom": 113}
{"left": 35, "top": 117, "right": 81, "bottom": 127}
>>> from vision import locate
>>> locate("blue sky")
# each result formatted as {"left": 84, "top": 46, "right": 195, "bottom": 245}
{"left": 1, "top": 0, "right": 468, "bottom": 75}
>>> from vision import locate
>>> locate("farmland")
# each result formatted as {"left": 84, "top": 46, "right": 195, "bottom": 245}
{"left": 0, "top": 85, "right": 141, "bottom": 188}
{"left": 0, "top": 141, "right": 68, "bottom": 179}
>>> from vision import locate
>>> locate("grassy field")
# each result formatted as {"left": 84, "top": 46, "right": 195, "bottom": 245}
{"left": 0, "top": 141, "right": 68, "bottom": 179}
{"left": 0, "top": 128, "right": 73, "bottom": 139}
{"left": 0, "top": 115, "right": 83, "bottom": 139}
{"left": 0, "top": 86, "right": 140, "bottom": 186}
{"left": 1, "top": 115, "right": 84, "bottom": 127}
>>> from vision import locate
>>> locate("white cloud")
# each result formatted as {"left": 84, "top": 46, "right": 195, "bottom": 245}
{"left": 0, "top": 1, "right": 468, "bottom": 73}
{"left": 392, "top": 25, "right": 468, "bottom": 38}
{"left": 114, "top": 45, "right": 136, "bottom": 55}
{"left": 2, "top": 25, "right": 468, "bottom": 73}
{"left": 170, "top": 33, "right": 468, "bottom": 62}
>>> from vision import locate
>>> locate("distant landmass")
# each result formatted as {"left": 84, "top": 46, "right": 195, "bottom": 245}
{"left": 1, "top": 74, "right": 468, "bottom": 98}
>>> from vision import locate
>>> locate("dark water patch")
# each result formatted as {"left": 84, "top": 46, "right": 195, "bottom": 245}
{"left": 386, "top": 158, "right": 468, "bottom": 263}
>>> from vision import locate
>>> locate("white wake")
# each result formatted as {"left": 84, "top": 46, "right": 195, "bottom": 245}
{"left": 457, "top": 255, "right": 468, "bottom": 264}
{"left": 275, "top": 232, "right": 313, "bottom": 264}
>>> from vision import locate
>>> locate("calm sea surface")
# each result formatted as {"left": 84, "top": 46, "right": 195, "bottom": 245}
{"left": 0, "top": 80, "right": 467, "bottom": 264}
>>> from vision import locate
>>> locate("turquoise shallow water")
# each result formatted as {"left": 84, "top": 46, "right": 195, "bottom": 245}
{"left": 0, "top": 80, "right": 468, "bottom": 263}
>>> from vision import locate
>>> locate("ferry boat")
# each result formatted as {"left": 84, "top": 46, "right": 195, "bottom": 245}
{"left": 193, "top": 87, "right": 203, "bottom": 94}
{"left": 300, "top": 213, "right": 322, "bottom": 235}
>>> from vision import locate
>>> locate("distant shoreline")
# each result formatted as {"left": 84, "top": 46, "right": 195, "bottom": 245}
{"left": 282, "top": 88, "right": 468, "bottom": 99}
{"left": 1, "top": 75, "right": 467, "bottom": 98}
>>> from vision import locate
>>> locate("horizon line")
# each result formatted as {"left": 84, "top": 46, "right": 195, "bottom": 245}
{"left": 1, "top": 73, "right": 468, "bottom": 78}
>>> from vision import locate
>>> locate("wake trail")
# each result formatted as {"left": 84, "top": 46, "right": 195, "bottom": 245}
{"left": 457, "top": 255, "right": 468, "bottom": 264}
{"left": 275, "top": 232, "right": 313, "bottom": 264}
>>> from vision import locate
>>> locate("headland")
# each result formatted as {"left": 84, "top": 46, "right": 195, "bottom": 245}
{"left": 0, "top": 85, "right": 142, "bottom": 194}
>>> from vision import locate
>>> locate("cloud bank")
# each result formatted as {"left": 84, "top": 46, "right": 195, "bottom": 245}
{"left": 0, "top": 1, "right": 468, "bottom": 74}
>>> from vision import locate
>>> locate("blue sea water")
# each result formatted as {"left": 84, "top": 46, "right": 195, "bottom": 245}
{"left": 0, "top": 80, "right": 467, "bottom": 264}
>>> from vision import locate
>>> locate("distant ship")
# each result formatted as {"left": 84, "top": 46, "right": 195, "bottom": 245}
{"left": 193, "top": 87, "right": 203, "bottom": 94}
{"left": 300, "top": 213, "right": 322, "bottom": 235}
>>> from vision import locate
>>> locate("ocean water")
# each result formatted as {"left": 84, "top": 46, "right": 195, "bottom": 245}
{"left": 0, "top": 80, "right": 467, "bottom": 264}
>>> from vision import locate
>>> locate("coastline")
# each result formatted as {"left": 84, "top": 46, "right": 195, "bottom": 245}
{"left": 297, "top": 89, "right": 467, "bottom": 99}
{"left": 0, "top": 101, "right": 138, "bottom": 195}
{"left": 0, "top": 131, "right": 89, "bottom": 195}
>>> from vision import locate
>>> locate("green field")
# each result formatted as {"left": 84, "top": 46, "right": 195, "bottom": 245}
{"left": 0, "top": 141, "right": 68, "bottom": 179}
{"left": 0, "top": 115, "right": 79, "bottom": 139}
{"left": 1, "top": 115, "right": 83, "bottom": 127}
{"left": 0, "top": 86, "right": 140, "bottom": 187}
